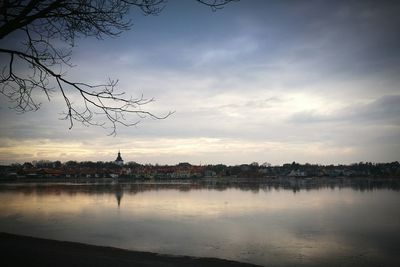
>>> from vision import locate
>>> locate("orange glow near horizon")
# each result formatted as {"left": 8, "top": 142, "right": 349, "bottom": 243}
{"left": 0, "top": 137, "right": 356, "bottom": 165}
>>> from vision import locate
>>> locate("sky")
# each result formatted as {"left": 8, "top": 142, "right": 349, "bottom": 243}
{"left": 1, "top": 0, "right": 400, "bottom": 165}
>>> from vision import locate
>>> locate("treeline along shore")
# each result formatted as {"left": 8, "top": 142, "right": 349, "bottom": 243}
{"left": 1, "top": 160, "right": 399, "bottom": 181}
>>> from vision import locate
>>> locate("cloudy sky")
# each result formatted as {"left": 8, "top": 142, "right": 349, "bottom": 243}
{"left": 1, "top": 0, "right": 399, "bottom": 165}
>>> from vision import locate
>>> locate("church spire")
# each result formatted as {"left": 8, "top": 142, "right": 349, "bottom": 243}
{"left": 115, "top": 150, "right": 124, "bottom": 166}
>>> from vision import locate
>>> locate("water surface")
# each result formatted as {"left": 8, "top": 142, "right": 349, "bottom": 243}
{"left": 0, "top": 180, "right": 399, "bottom": 266}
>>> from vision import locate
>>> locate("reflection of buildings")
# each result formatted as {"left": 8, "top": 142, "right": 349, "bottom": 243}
{"left": 115, "top": 151, "right": 124, "bottom": 166}
{"left": 114, "top": 185, "right": 123, "bottom": 207}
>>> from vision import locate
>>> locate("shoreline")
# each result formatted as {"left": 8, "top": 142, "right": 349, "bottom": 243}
{"left": 0, "top": 232, "right": 261, "bottom": 267}
{"left": 1, "top": 175, "right": 399, "bottom": 183}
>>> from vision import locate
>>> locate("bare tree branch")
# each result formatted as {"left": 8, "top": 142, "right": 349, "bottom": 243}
{"left": 0, "top": 0, "right": 236, "bottom": 135}
{"left": 195, "top": 0, "right": 237, "bottom": 11}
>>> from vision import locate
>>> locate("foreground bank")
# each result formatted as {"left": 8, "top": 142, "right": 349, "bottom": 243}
{"left": 0, "top": 233, "right": 261, "bottom": 267}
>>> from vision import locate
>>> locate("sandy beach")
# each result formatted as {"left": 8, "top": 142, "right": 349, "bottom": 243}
{"left": 0, "top": 232, "right": 261, "bottom": 267}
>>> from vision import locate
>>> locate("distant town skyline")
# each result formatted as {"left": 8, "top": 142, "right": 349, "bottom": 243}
{"left": 3, "top": 156, "right": 399, "bottom": 180}
{"left": 1, "top": 0, "right": 399, "bottom": 165}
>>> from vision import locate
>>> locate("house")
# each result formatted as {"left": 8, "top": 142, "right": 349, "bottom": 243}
{"left": 288, "top": 169, "right": 306, "bottom": 177}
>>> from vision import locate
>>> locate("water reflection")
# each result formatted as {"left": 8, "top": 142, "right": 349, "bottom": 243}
{"left": 114, "top": 184, "right": 123, "bottom": 207}
{"left": 0, "top": 179, "right": 399, "bottom": 267}
{"left": 1, "top": 177, "right": 399, "bottom": 197}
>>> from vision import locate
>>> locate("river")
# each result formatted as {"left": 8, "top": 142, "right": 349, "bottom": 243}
{"left": 0, "top": 179, "right": 399, "bottom": 266}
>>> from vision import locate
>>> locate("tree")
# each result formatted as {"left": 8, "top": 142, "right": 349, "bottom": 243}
{"left": 0, "top": 0, "right": 235, "bottom": 135}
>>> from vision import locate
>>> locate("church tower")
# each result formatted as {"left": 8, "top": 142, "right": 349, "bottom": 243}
{"left": 115, "top": 150, "right": 124, "bottom": 166}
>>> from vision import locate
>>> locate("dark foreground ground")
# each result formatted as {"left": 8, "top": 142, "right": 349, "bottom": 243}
{"left": 0, "top": 233, "right": 261, "bottom": 267}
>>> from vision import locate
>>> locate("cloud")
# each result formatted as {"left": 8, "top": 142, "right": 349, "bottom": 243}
{"left": 289, "top": 95, "right": 400, "bottom": 125}
{"left": 1, "top": 1, "right": 400, "bottom": 164}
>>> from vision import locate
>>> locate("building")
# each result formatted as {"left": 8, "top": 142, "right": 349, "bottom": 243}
{"left": 115, "top": 151, "right": 124, "bottom": 166}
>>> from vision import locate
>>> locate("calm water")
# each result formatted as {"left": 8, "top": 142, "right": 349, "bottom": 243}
{"left": 0, "top": 180, "right": 399, "bottom": 266}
